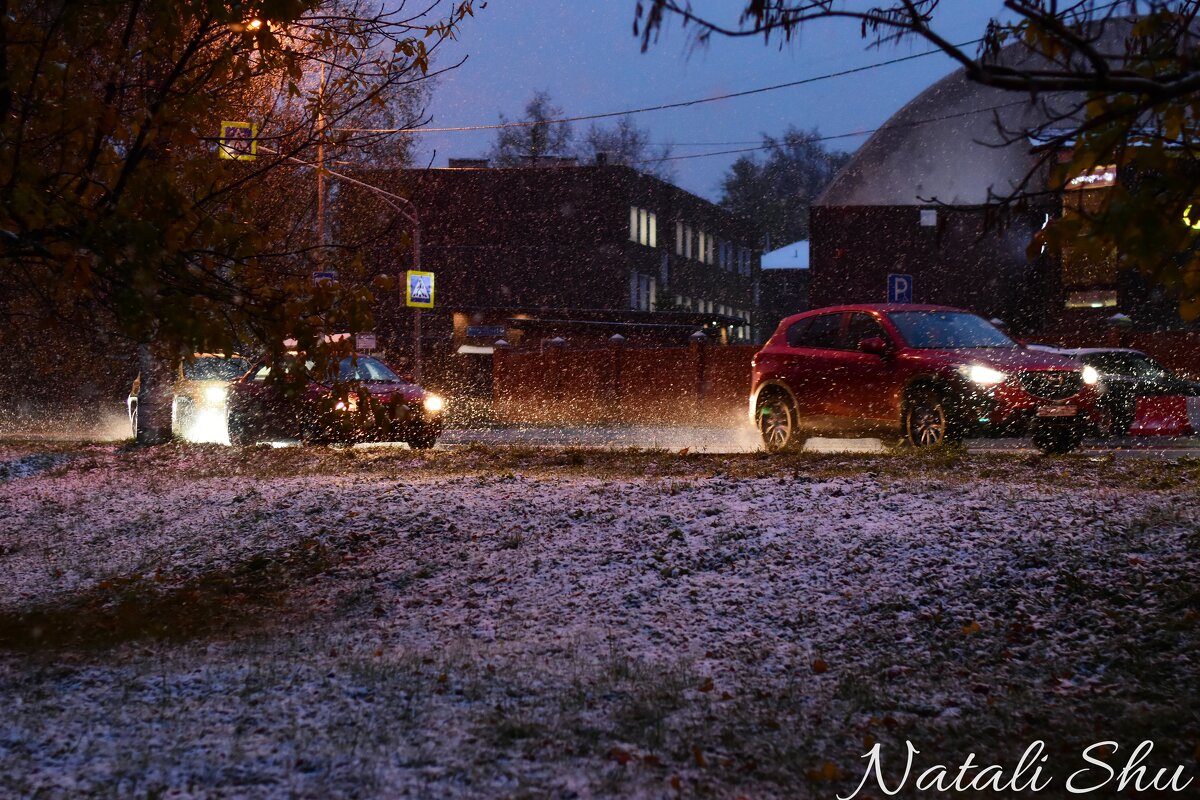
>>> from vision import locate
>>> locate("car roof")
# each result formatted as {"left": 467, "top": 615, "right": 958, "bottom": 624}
{"left": 775, "top": 303, "right": 969, "bottom": 330}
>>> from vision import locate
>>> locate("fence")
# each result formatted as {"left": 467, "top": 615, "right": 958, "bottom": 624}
{"left": 492, "top": 336, "right": 757, "bottom": 425}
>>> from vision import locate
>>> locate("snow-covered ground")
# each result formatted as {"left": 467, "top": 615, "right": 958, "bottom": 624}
{"left": 0, "top": 443, "right": 1197, "bottom": 798}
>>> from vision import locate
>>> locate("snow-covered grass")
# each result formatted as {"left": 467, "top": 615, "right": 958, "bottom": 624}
{"left": 0, "top": 443, "right": 1198, "bottom": 798}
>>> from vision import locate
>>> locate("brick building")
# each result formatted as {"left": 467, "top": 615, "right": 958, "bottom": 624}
{"left": 350, "top": 162, "right": 762, "bottom": 408}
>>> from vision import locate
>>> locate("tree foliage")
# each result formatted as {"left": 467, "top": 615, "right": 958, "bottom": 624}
{"left": 488, "top": 92, "right": 676, "bottom": 179}
{"left": 636, "top": 0, "right": 1200, "bottom": 319}
{"left": 719, "top": 127, "right": 850, "bottom": 248}
{"left": 579, "top": 115, "right": 676, "bottom": 181}
{"left": 487, "top": 90, "right": 575, "bottom": 165}
{"left": 0, "top": 0, "right": 475, "bottom": 438}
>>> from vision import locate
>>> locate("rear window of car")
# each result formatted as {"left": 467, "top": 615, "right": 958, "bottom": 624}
{"left": 887, "top": 312, "right": 1016, "bottom": 349}
{"left": 792, "top": 314, "right": 842, "bottom": 349}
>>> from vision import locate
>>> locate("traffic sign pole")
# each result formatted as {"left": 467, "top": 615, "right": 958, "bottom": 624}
{"left": 412, "top": 226, "right": 422, "bottom": 382}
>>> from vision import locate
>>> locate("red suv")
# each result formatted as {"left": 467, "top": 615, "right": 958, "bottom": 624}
{"left": 750, "top": 305, "right": 1101, "bottom": 454}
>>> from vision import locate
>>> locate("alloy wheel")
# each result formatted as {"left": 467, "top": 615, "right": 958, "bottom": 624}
{"left": 910, "top": 401, "right": 946, "bottom": 446}
{"left": 760, "top": 398, "right": 793, "bottom": 452}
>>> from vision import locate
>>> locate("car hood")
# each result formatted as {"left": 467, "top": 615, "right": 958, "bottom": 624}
{"left": 904, "top": 347, "right": 1084, "bottom": 373}
{"left": 358, "top": 382, "right": 427, "bottom": 403}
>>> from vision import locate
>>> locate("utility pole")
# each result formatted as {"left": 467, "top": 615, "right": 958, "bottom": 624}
{"left": 315, "top": 63, "right": 326, "bottom": 268}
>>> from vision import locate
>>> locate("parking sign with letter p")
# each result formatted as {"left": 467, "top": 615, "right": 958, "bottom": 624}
{"left": 887, "top": 274, "right": 913, "bottom": 304}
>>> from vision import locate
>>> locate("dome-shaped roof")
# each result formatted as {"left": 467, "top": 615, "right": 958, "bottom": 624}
{"left": 814, "top": 27, "right": 1133, "bottom": 207}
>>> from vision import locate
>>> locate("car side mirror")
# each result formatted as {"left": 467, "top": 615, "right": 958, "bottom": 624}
{"left": 858, "top": 336, "right": 890, "bottom": 356}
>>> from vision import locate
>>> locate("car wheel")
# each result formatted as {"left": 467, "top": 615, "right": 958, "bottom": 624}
{"left": 1110, "top": 397, "right": 1136, "bottom": 436}
{"left": 757, "top": 392, "right": 798, "bottom": 453}
{"left": 1033, "top": 424, "right": 1083, "bottom": 455}
{"left": 904, "top": 389, "right": 951, "bottom": 447}
{"left": 172, "top": 396, "right": 194, "bottom": 439}
{"left": 407, "top": 431, "right": 438, "bottom": 450}
{"left": 226, "top": 408, "right": 253, "bottom": 446}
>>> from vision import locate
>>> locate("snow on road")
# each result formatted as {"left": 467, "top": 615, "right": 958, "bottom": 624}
{"left": 0, "top": 444, "right": 1197, "bottom": 798}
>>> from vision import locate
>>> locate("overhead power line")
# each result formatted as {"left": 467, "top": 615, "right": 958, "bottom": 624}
{"left": 637, "top": 99, "right": 1032, "bottom": 163}
{"left": 333, "top": 39, "right": 984, "bottom": 135}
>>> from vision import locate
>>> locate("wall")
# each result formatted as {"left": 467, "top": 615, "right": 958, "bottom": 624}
{"left": 493, "top": 342, "right": 757, "bottom": 425}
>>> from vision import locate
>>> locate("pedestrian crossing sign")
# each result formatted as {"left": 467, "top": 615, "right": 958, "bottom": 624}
{"left": 406, "top": 270, "right": 435, "bottom": 308}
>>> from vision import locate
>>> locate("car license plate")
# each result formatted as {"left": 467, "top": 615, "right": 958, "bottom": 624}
{"left": 1036, "top": 405, "right": 1077, "bottom": 417}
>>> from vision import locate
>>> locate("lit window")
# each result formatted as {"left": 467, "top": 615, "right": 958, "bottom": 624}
{"left": 629, "top": 207, "right": 657, "bottom": 247}
{"left": 684, "top": 225, "right": 693, "bottom": 259}
{"left": 1065, "top": 290, "right": 1118, "bottom": 309}
{"left": 675, "top": 221, "right": 684, "bottom": 256}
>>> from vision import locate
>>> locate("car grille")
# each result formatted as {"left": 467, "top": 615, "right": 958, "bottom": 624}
{"left": 1018, "top": 370, "right": 1082, "bottom": 400}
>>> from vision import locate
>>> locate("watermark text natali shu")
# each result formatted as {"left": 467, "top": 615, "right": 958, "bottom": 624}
{"left": 838, "top": 740, "right": 1193, "bottom": 798}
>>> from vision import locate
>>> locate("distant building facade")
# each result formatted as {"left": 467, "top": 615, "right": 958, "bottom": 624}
{"left": 350, "top": 162, "right": 762, "bottom": 408}
{"left": 363, "top": 162, "right": 760, "bottom": 348}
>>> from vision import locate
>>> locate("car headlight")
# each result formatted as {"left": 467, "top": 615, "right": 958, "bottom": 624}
{"left": 203, "top": 385, "right": 227, "bottom": 405}
{"left": 334, "top": 395, "right": 359, "bottom": 412}
{"left": 423, "top": 394, "right": 444, "bottom": 414}
{"left": 1082, "top": 365, "right": 1100, "bottom": 385}
{"left": 961, "top": 365, "right": 1007, "bottom": 386}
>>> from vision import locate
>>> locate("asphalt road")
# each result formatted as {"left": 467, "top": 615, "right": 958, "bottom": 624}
{"left": 432, "top": 425, "right": 1200, "bottom": 459}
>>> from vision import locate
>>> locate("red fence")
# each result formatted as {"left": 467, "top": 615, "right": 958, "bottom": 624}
{"left": 493, "top": 341, "right": 757, "bottom": 425}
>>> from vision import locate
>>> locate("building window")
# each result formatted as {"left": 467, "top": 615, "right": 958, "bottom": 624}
{"left": 1061, "top": 179, "right": 1117, "bottom": 306}
{"left": 660, "top": 252, "right": 669, "bottom": 287}
{"left": 629, "top": 206, "right": 657, "bottom": 247}
{"left": 630, "top": 272, "right": 657, "bottom": 311}
{"left": 675, "top": 221, "right": 684, "bottom": 255}
{"left": 1065, "top": 290, "right": 1118, "bottom": 309}
{"left": 684, "top": 225, "right": 693, "bottom": 259}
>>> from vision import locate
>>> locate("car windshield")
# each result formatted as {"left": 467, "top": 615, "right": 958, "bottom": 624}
{"left": 184, "top": 357, "right": 250, "bottom": 381}
{"left": 338, "top": 356, "right": 402, "bottom": 382}
{"left": 1080, "top": 352, "right": 1169, "bottom": 379}
{"left": 887, "top": 311, "right": 1017, "bottom": 349}
{"left": 301, "top": 356, "right": 402, "bottom": 383}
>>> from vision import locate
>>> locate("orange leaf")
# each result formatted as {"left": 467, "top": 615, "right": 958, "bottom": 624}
{"left": 698, "top": 677, "right": 714, "bottom": 692}
{"left": 692, "top": 745, "right": 708, "bottom": 768}
{"left": 611, "top": 747, "right": 633, "bottom": 765}
{"left": 811, "top": 658, "right": 829, "bottom": 674}
{"left": 962, "top": 621, "right": 982, "bottom": 635}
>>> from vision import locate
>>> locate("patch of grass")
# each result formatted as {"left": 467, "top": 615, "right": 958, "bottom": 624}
{"left": 0, "top": 540, "right": 339, "bottom": 650}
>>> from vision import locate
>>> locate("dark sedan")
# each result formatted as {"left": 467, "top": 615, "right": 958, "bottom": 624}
{"left": 225, "top": 355, "right": 445, "bottom": 448}
{"left": 1033, "top": 347, "right": 1200, "bottom": 435}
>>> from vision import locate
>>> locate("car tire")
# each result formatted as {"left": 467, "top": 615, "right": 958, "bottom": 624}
{"left": 757, "top": 392, "right": 799, "bottom": 453}
{"left": 226, "top": 407, "right": 254, "bottom": 446}
{"left": 1110, "top": 397, "right": 1136, "bottom": 437}
{"left": 1033, "top": 424, "right": 1083, "bottom": 455}
{"left": 407, "top": 431, "right": 438, "bottom": 450}
{"left": 172, "top": 396, "right": 194, "bottom": 439}
{"left": 904, "top": 388, "right": 953, "bottom": 447}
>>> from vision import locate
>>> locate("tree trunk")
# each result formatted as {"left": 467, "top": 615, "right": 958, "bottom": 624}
{"left": 135, "top": 343, "right": 174, "bottom": 444}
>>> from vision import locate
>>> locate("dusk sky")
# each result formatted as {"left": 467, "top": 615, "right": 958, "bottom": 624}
{"left": 416, "top": 2, "right": 1013, "bottom": 202}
